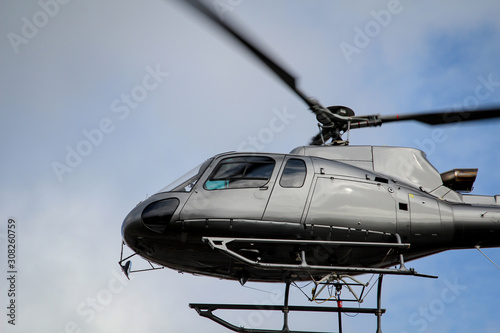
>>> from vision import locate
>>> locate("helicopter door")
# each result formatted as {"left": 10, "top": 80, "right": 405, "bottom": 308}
{"left": 263, "top": 157, "right": 313, "bottom": 223}
{"left": 179, "top": 155, "right": 278, "bottom": 220}
{"left": 409, "top": 194, "right": 442, "bottom": 237}
{"left": 305, "top": 176, "right": 397, "bottom": 233}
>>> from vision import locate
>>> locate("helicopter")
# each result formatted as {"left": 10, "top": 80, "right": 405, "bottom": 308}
{"left": 120, "top": 1, "right": 500, "bottom": 332}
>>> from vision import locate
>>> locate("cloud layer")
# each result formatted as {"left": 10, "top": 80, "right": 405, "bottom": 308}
{"left": 1, "top": 0, "right": 500, "bottom": 332}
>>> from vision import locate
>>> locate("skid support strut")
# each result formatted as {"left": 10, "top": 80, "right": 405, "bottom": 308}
{"left": 376, "top": 275, "right": 384, "bottom": 333}
{"left": 283, "top": 282, "right": 291, "bottom": 333}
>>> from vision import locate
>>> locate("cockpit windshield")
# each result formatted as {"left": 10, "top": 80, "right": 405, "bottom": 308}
{"left": 157, "top": 158, "right": 213, "bottom": 193}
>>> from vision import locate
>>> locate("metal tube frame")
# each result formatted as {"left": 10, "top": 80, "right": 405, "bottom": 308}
{"left": 189, "top": 274, "right": 387, "bottom": 333}
{"left": 203, "top": 236, "right": 436, "bottom": 278}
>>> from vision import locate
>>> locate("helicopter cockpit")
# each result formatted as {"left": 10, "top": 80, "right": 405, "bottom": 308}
{"left": 158, "top": 158, "right": 213, "bottom": 193}
{"left": 158, "top": 155, "right": 280, "bottom": 193}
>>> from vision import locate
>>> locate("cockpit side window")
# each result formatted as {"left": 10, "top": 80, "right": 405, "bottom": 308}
{"left": 204, "top": 156, "right": 275, "bottom": 190}
{"left": 279, "top": 158, "right": 306, "bottom": 188}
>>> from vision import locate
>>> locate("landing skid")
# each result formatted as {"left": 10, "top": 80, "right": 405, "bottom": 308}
{"left": 190, "top": 277, "right": 386, "bottom": 333}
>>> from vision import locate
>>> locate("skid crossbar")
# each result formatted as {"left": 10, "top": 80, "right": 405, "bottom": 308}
{"left": 190, "top": 303, "right": 386, "bottom": 314}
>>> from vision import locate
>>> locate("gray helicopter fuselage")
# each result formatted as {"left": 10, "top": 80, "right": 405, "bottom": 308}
{"left": 121, "top": 146, "right": 500, "bottom": 282}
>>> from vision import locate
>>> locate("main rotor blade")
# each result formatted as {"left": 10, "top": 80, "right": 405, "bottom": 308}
{"left": 380, "top": 107, "right": 500, "bottom": 125}
{"left": 176, "top": 0, "right": 317, "bottom": 109}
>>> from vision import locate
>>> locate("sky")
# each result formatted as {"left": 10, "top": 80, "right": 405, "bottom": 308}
{"left": 1, "top": 0, "right": 500, "bottom": 332}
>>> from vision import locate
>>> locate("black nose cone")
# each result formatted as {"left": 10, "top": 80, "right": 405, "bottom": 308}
{"left": 121, "top": 205, "right": 145, "bottom": 246}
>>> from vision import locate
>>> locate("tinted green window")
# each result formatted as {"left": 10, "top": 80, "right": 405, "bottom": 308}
{"left": 205, "top": 156, "right": 275, "bottom": 190}
{"left": 280, "top": 159, "right": 306, "bottom": 188}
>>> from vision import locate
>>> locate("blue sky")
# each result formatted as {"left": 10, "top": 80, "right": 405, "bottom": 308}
{"left": 1, "top": 0, "right": 500, "bottom": 332}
